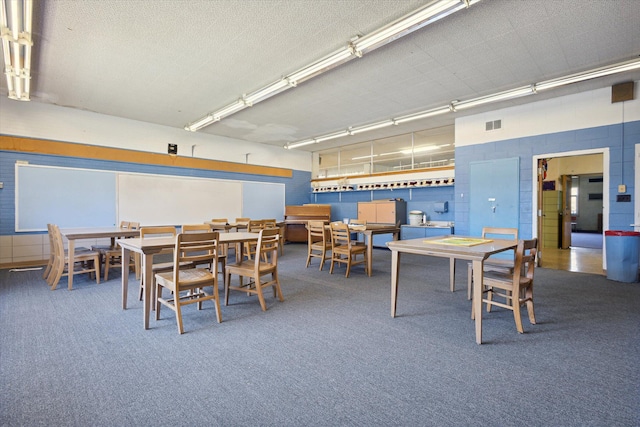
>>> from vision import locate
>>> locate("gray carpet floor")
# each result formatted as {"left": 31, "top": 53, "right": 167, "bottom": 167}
{"left": 1, "top": 243, "right": 638, "bottom": 426}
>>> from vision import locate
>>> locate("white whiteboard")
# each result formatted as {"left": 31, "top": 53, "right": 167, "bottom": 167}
{"left": 118, "top": 173, "right": 243, "bottom": 226}
{"left": 15, "top": 164, "right": 286, "bottom": 231}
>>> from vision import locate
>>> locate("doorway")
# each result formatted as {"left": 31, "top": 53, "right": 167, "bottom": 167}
{"left": 533, "top": 149, "right": 608, "bottom": 275}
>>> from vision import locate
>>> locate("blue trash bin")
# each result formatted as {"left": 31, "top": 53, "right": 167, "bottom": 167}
{"left": 605, "top": 230, "right": 640, "bottom": 282}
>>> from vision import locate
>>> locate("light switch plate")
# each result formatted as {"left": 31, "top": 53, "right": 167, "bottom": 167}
{"left": 618, "top": 184, "right": 627, "bottom": 193}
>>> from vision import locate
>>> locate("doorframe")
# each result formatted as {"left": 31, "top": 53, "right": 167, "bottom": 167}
{"left": 532, "top": 148, "right": 609, "bottom": 269}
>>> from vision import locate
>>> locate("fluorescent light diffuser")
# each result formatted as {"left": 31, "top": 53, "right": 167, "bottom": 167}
{"left": 285, "top": 139, "right": 317, "bottom": 149}
{"left": 185, "top": 114, "right": 217, "bottom": 132}
{"left": 451, "top": 86, "right": 534, "bottom": 110}
{"left": 314, "top": 130, "right": 350, "bottom": 143}
{"left": 393, "top": 106, "right": 451, "bottom": 124}
{"left": 212, "top": 99, "right": 246, "bottom": 120}
{"left": 348, "top": 120, "right": 395, "bottom": 135}
{"left": 288, "top": 48, "right": 353, "bottom": 85}
{"left": 0, "top": 0, "right": 33, "bottom": 101}
{"left": 535, "top": 58, "right": 640, "bottom": 92}
{"left": 244, "top": 78, "right": 291, "bottom": 105}
{"left": 353, "top": 0, "right": 476, "bottom": 54}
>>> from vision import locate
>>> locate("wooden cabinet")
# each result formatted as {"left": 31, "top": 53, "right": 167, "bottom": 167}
{"left": 357, "top": 200, "right": 406, "bottom": 225}
{"left": 284, "top": 204, "right": 331, "bottom": 242}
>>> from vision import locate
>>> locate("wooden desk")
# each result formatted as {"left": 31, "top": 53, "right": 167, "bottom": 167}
{"left": 119, "top": 232, "right": 259, "bottom": 329}
{"left": 387, "top": 236, "right": 517, "bottom": 344}
{"left": 206, "top": 222, "right": 248, "bottom": 232}
{"left": 59, "top": 227, "right": 140, "bottom": 290}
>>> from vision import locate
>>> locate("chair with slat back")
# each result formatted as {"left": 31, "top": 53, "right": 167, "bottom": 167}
{"left": 263, "top": 218, "right": 285, "bottom": 256}
{"left": 329, "top": 221, "right": 367, "bottom": 278}
{"left": 210, "top": 218, "right": 228, "bottom": 224}
{"left": 305, "top": 220, "right": 331, "bottom": 270}
{"left": 472, "top": 238, "right": 538, "bottom": 334}
{"left": 138, "top": 226, "right": 178, "bottom": 303}
{"left": 101, "top": 221, "right": 140, "bottom": 281}
{"left": 48, "top": 224, "right": 101, "bottom": 290}
{"left": 182, "top": 224, "right": 226, "bottom": 273}
{"left": 155, "top": 231, "right": 222, "bottom": 334}
{"left": 467, "top": 227, "right": 519, "bottom": 300}
{"left": 349, "top": 219, "right": 367, "bottom": 246}
{"left": 225, "top": 227, "right": 284, "bottom": 311}
{"left": 244, "top": 219, "right": 266, "bottom": 260}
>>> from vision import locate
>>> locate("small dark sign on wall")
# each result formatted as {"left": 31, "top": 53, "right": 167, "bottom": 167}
{"left": 616, "top": 194, "right": 631, "bottom": 202}
{"left": 168, "top": 143, "right": 178, "bottom": 155}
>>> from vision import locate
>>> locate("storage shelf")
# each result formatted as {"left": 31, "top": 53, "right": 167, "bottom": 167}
{"left": 312, "top": 177, "right": 454, "bottom": 193}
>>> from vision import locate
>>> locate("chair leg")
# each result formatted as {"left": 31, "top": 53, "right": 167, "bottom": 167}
{"left": 213, "top": 286, "right": 222, "bottom": 323}
{"left": 513, "top": 297, "right": 524, "bottom": 333}
{"left": 175, "top": 297, "right": 184, "bottom": 334}
{"left": 224, "top": 272, "right": 230, "bottom": 306}
{"left": 525, "top": 288, "right": 536, "bottom": 325}
{"left": 255, "top": 273, "right": 267, "bottom": 311}
{"left": 155, "top": 283, "right": 162, "bottom": 320}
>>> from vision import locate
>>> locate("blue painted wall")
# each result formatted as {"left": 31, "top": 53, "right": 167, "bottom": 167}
{"left": 0, "top": 151, "right": 311, "bottom": 235}
{"left": 454, "top": 120, "right": 639, "bottom": 238}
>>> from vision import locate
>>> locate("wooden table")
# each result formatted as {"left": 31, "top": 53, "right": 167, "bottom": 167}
{"left": 119, "top": 232, "right": 259, "bottom": 329}
{"left": 206, "top": 222, "right": 248, "bottom": 232}
{"left": 386, "top": 236, "right": 517, "bottom": 344}
{"left": 59, "top": 227, "right": 140, "bottom": 290}
{"left": 326, "top": 223, "right": 400, "bottom": 276}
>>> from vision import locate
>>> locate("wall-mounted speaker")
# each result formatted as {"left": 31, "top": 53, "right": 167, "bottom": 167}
{"left": 168, "top": 143, "right": 178, "bottom": 155}
{"left": 611, "top": 81, "right": 634, "bottom": 103}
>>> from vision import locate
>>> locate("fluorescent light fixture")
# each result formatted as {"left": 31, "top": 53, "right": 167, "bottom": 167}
{"left": 243, "top": 78, "right": 292, "bottom": 105}
{"left": 348, "top": 120, "right": 395, "bottom": 135}
{"left": 315, "top": 130, "right": 350, "bottom": 143}
{"left": 288, "top": 48, "right": 353, "bottom": 85}
{"left": 393, "top": 106, "right": 451, "bottom": 124}
{"left": 0, "top": 0, "right": 33, "bottom": 101}
{"left": 535, "top": 58, "right": 640, "bottom": 92}
{"left": 451, "top": 85, "right": 534, "bottom": 110}
{"left": 212, "top": 99, "right": 246, "bottom": 120}
{"left": 184, "top": 114, "right": 218, "bottom": 132}
{"left": 285, "top": 139, "right": 317, "bottom": 150}
{"left": 184, "top": 0, "right": 478, "bottom": 132}
{"left": 353, "top": 0, "right": 477, "bottom": 55}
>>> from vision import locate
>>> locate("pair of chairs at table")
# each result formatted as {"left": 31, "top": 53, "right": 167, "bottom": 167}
{"left": 306, "top": 223, "right": 539, "bottom": 335}
{"left": 305, "top": 219, "right": 368, "bottom": 278}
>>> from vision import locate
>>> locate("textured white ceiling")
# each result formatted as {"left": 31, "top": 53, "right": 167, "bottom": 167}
{"left": 5, "top": 0, "right": 640, "bottom": 152}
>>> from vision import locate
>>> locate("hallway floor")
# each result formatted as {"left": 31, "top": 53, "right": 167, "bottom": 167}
{"left": 541, "top": 246, "right": 603, "bottom": 275}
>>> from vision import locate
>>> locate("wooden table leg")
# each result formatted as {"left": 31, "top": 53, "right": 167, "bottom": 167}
{"left": 366, "top": 233, "right": 373, "bottom": 277}
{"left": 67, "top": 240, "right": 75, "bottom": 291}
{"left": 143, "top": 253, "right": 153, "bottom": 329}
{"left": 472, "top": 259, "right": 484, "bottom": 344}
{"left": 449, "top": 258, "right": 456, "bottom": 292}
{"left": 391, "top": 250, "right": 400, "bottom": 317}
{"left": 121, "top": 247, "right": 130, "bottom": 309}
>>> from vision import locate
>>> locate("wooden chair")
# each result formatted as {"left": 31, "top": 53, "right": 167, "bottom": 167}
{"left": 263, "top": 218, "right": 285, "bottom": 255}
{"left": 244, "top": 219, "right": 266, "bottom": 260}
{"left": 210, "top": 218, "right": 228, "bottom": 224}
{"left": 47, "top": 224, "right": 101, "bottom": 290}
{"left": 182, "top": 224, "right": 226, "bottom": 273}
{"left": 44, "top": 224, "right": 92, "bottom": 283}
{"left": 349, "top": 218, "right": 367, "bottom": 246}
{"left": 329, "top": 221, "right": 367, "bottom": 278}
{"left": 305, "top": 220, "right": 331, "bottom": 270}
{"left": 473, "top": 238, "right": 538, "bottom": 333}
{"left": 467, "top": 227, "right": 519, "bottom": 300}
{"left": 155, "top": 231, "right": 222, "bottom": 334}
{"left": 225, "top": 227, "right": 284, "bottom": 311}
{"left": 138, "top": 226, "right": 178, "bottom": 303}
{"left": 101, "top": 221, "right": 140, "bottom": 281}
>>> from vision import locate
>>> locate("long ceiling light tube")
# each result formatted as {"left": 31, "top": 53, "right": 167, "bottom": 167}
{"left": 451, "top": 85, "right": 534, "bottom": 111}
{"left": 534, "top": 58, "right": 640, "bottom": 92}
{"left": 288, "top": 48, "right": 353, "bottom": 85}
{"left": 0, "top": 0, "right": 32, "bottom": 101}
{"left": 185, "top": 114, "right": 217, "bottom": 132}
{"left": 285, "top": 139, "right": 318, "bottom": 149}
{"left": 286, "top": 57, "right": 640, "bottom": 150}
{"left": 353, "top": 0, "right": 475, "bottom": 55}
{"left": 348, "top": 120, "right": 395, "bottom": 135}
{"left": 393, "top": 105, "right": 451, "bottom": 124}
{"left": 185, "top": 0, "right": 478, "bottom": 132}
{"left": 243, "top": 78, "right": 292, "bottom": 105}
